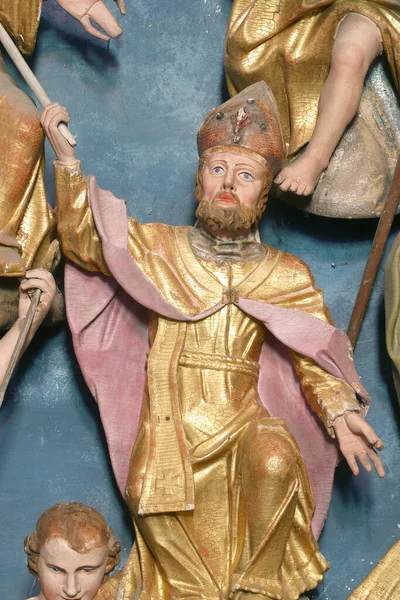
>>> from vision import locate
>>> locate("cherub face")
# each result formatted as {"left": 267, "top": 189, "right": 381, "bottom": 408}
{"left": 37, "top": 538, "right": 108, "bottom": 600}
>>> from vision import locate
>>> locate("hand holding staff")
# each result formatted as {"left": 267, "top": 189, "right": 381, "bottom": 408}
{"left": 0, "top": 241, "right": 60, "bottom": 406}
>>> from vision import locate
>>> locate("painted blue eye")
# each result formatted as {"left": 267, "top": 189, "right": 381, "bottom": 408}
{"left": 239, "top": 172, "right": 253, "bottom": 181}
{"left": 50, "top": 566, "right": 61, "bottom": 573}
{"left": 212, "top": 166, "right": 224, "bottom": 174}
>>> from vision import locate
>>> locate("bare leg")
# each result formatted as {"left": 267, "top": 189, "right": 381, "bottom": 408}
{"left": 275, "top": 13, "right": 382, "bottom": 196}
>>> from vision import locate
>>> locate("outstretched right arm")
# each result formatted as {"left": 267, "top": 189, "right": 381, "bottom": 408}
{"left": 41, "top": 103, "right": 109, "bottom": 274}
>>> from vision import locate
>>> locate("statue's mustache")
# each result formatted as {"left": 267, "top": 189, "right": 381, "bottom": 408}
{"left": 214, "top": 191, "right": 241, "bottom": 206}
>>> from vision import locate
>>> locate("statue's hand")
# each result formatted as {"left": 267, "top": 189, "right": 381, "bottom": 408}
{"left": 18, "top": 269, "right": 56, "bottom": 329}
{"left": 41, "top": 103, "right": 77, "bottom": 165}
{"left": 114, "top": 0, "right": 126, "bottom": 15}
{"left": 333, "top": 411, "right": 385, "bottom": 477}
{"left": 55, "top": 0, "right": 123, "bottom": 41}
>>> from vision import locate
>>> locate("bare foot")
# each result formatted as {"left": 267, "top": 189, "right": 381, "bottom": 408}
{"left": 274, "top": 153, "right": 328, "bottom": 196}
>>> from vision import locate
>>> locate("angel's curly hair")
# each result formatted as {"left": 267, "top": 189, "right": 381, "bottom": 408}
{"left": 24, "top": 502, "right": 121, "bottom": 582}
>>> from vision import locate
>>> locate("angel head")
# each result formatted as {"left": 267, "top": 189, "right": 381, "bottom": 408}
{"left": 24, "top": 502, "right": 121, "bottom": 600}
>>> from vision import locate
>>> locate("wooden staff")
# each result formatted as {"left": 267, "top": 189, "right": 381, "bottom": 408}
{"left": 347, "top": 158, "right": 400, "bottom": 347}
{"left": 0, "top": 23, "right": 76, "bottom": 146}
{"left": 0, "top": 241, "right": 60, "bottom": 407}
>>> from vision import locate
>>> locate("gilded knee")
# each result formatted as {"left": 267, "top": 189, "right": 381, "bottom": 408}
{"left": 245, "top": 432, "right": 297, "bottom": 481}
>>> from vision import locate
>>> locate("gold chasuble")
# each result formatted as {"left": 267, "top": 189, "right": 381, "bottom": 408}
{"left": 121, "top": 252, "right": 330, "bottom": 600}
{"left": 54, "top": 163, "right": 365, "bottom": 600}
{"left": 225, "top": 0, "right": 400, "bottom": 156}
{"left": 0, "top": 0, "right": 55, "bottom": 276}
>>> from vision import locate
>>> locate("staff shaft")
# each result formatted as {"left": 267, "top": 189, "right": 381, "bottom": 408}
{"left": 0, "top": 23, "right": 76, "bottom": 146}
{"left": 347, "top": 158, "right": 400, "bottom": 347}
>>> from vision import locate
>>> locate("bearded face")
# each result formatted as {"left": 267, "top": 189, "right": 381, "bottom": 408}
{"left": 196, "top": 190, "right": 265, "bottom": 232}
{"left": 195, "top": 151, "right": 270, "bottom": 233}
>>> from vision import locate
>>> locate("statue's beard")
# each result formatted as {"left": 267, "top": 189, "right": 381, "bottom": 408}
{"left": 196, "top": 193, "right": 264, "bottom": 232}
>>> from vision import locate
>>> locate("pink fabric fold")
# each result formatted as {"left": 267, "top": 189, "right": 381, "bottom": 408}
{"left": 64, "top": 178, "right": 369, "bottom": 538}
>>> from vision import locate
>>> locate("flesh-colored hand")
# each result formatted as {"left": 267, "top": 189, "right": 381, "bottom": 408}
{"left": 41, "top": 103, "right": 77, "bottom": 165}
{"left": 18, "top": 269, "right": 56, "bottom": 328}
{"left": 55, "top": 0, "right": 124, "bottom": 41}
{"left": 114, "top": 0, "right": 126, "bottom": 15}
{"left": 333, "top": 411, "right": 385, "bottom": 477}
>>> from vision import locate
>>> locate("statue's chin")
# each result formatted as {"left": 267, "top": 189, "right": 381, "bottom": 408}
{"left": 196, "top": 200, "right": 259, "bottom": 233}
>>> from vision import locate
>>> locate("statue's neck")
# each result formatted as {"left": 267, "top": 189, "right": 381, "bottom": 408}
{"left": 189, "top": 223, "right": 265, "bottom": 264}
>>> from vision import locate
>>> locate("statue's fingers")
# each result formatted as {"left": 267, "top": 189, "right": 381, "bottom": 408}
{"left": 114, "top": 0, "right": 126, "bottom": 15}
{"left": 42, "top": 102, "right": 60, "bottom": 114}
{"left": 80, "top": 14, "right": 110, "bottom": 41}
{"left": 58, "top": 110, "right": 71, "bottom": 125}
{"left": 20, "top": 278, "right": 50, "bottom": 293}
{"left": 343, "top": 452, "right": 360, "bottom": 476}
{"left": 356, "top": 451, "right": 372, "bottom": 473}
{"left": 87, "top": 2, "right": 123, "bottom": 38}
{"left": 367, "top": 449, "right": 385, "bottom": 478}
{"left": 360, "top": 421, "right": 384, "bottom": 450}
{"left": 40, "top": 103, "right": 63, "bottom": 127}
{"left": 348, "top": 414, "right": 384, "bottom": 449}
{"left": 25, "top": 269, "right": 55, "bottom": 288}
{"left": 48, "top": 111, "right": 70, "bottom": 138}
{"left": 42, "top": 108, "right": 69, "bottom": 137}
{"left": 47, "top": 106, "right": 69, "bottom": 124}
{"left": 25, "top": 268, "right": 49, "bottom": 278}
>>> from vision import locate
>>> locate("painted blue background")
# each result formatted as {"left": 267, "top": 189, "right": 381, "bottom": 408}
{"left": 1, "top": 1, "right": 399, "bottom": 598}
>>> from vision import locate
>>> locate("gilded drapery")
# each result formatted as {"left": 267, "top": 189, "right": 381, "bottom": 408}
{"left": 0, "top": 0, "right": 42, "bottom": 55}
{"left": 0, "top": 60, "right": 55, "bottom": 275}
{"left": 97, "top": 265, "right": 330, "bottom": 600}
{"left": 225, "top": 0, "right": 400, "bottom": 156}
{"left": 384, "top": 234, "right": 400, "bottom": 402}
{"left": 348, "top": 541, "right": 400, "bottom": 599}
{"left": 0, "top": 0, "right": 55, "bottom": 277}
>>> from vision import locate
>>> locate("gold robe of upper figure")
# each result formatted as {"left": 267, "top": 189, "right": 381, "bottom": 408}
{"left": 225, "top": 1, "right": 400, "bottom": 217}
{"left": 0, "top": 0, "right": 54, "bottom": 278}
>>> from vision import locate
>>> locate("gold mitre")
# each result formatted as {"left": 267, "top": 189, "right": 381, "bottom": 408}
{"left": 197, "top": 82, "right": 285, "bottom": 180}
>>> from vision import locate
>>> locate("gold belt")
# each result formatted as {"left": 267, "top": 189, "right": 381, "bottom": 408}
{"left": 179, "top": 350, "right": 260, "bottom": 377}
